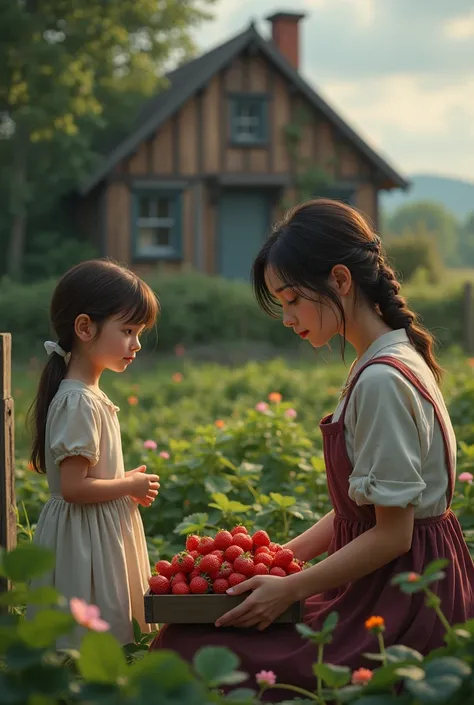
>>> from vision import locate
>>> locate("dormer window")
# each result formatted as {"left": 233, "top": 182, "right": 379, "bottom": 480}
{"left": 230, "top": 96, "right": 268, "bottom": 145}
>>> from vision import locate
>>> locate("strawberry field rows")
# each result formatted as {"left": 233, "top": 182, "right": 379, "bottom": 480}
{"left": 13, "top": 354, "right": 474, "bottom": 563}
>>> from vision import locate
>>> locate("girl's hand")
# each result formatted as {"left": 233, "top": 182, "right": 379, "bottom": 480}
{"left": 215, "top": 576, "right": 295, "bottom": 631}
{"left": 126, "top": 465, "right": 160, "bottom": 507}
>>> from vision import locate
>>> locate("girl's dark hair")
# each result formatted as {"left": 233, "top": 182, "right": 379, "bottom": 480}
{"left": 29, "top": 259, "right": 159, "bottom": 473}
{"left": 252, "top": 199, "right": 442, "bottom": 383}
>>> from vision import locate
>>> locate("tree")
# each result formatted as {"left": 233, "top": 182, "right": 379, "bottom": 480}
{"left": 387, "top": 201, "right": 461, "bottom": 267}
{"left": 459, "top": 212, "right": 474, "bottom": 267}
{"left": 0, "top": 0, "right": 215, "bottom": 279}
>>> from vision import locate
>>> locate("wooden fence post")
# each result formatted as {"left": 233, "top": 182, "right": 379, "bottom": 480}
{"left": 464, "top": 282, "right": 474, "bottom": 356}
{"left": 1, "top": 333, "right": 16, "bottom": 592}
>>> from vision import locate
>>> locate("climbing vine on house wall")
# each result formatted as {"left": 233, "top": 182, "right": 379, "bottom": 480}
{"left": 281, "top": 107, "right": 337, "bottom": 210}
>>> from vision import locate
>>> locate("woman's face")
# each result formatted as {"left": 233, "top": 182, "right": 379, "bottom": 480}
{"left": 264, "top": 265, "right": 348, "bottom": 348}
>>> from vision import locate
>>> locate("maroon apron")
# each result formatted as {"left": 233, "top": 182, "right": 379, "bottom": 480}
{"left": 150, "top": 356, "right": 474, "bottom": 699}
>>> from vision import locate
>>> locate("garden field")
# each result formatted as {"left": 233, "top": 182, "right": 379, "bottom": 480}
{"left": 4, "top": 351, "right": 474, "bottom": 704}
{"left": 13, "top": 352, "right": 474, "bottom": 563}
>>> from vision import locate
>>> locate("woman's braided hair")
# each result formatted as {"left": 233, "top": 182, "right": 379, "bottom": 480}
{"left": 252, "top": 199, "right": 442, "bottom": 383}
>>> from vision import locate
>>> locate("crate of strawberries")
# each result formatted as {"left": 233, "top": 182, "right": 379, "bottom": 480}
{"left": 144, "top": 525, "right": 304, "bottom": 624}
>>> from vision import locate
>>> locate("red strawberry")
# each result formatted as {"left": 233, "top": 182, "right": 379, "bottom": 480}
{"left": 287, "top": 561, "right": 302, "bottom": 574}
{"left": 228, "top": 572, "right": 247, "bottom": 587}
{"left": 254, "top": 563, "right": 270, "bottom": 575}
{"left": 270, "top": 567, "right": 287, "bottom": 577}
{"left": 190, "top": 567, "right": 201, "bottom": 579}
{"left": 171, "top": 571, "right": 188, "bottom": 585}
{"left": 213, "top": 578, "right": 229, "bottom": 594}
{"left": 148, "top": 574, "right": 170, "bottom": 594}
{"left": 213, "top": 530, "right": 233, "bottom": 550}
{"left": 231, "top": 525, "right": 249, "bottom": 536}
{"left": 255, "top": 552, "right": 273, "bottom": 568}
{"left": 232, "top": 533, "right": 253, "bottom": 552}
{"left": 171, "top": 552, "right": 195, "bottom": 574}
{"left": 216, "top": 560, "right": 233, "bottom": 579}
{"left": 269, "top": 542, "right": 283, "bottom": 554}
{"left": 197, "top": 536, "right": 215, "bottom": 555}
{"left": 234, "top": 554, "right": 255, "bottom": 577}
{"left": 172, "top": 582, "right": 190, "bottom": 595}
{"left": 190, "top": 576, "right": 209, "bottom": 594}
{"left": 189, "top": 550, "right": 200, "bottom": 560}
{"left": 255, "top": 546, "right": 271, "bottom": 556}
{"left": 198, "top": 554, "right": 221, "bottom": 575}
{"left": 252, "top": 530, "right": 270, "bottom": 547}
{"left": 273, "top": 549, "right": 294, "bottom": 569}
{"left": 155, "top": 560, "right": 172, "bottom": 578}
{"left": 211, "top": 550, "right": 225, "bottom": 560}
{"left": 186, "top": 534, "right": 200, "bottom": 552}
{"left": 224, "top": 545, "right": 244, "bottom": 563}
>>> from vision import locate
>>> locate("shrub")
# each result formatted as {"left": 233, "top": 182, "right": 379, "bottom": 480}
{"left": 1, "top": 543, "right": 474, "bottom": 704}
{"left": 0, "top": 271, "right": 469, "bottom": 357}
{"left": 386, "top": 229, "right": 444, "bottom": 284}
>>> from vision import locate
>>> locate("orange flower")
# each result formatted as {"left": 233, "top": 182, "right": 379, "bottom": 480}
{"left": 468, "top": 358, "right": 474, "bottom": 369}
{"left": 268, "top": 392, "right": 282, "bottom": 403}
{"left": 365, "top": 615, "right": 385, "bottom": 631}
{"left": 127, "top": 395, "right": 139, "bottom": 406}
{"left": 351, "top": 667, "right": 373, "bottom": 685}
{"left": 215, "top": 419, "right": 225, "bottom": 429}
{"left": 172, "top": 372, "right": 183, "bottom": 383}
{"left": 407, "top": 572, "right": 420, "bottom": 582}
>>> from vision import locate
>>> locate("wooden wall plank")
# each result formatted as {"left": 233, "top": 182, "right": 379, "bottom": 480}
{"left": 128, "top": 142, "right": 148, "bottom": 175}
{"left": 106, "top": 182, "right": 131, "bottom": 263}
{"left": 248, "top": 55, "right": 268, "bottom": 92}
{"left": 224, "top": 57, "right": 245, "bottom": 91}
{"left": 203, "top": 75, "right": 220, "bottom": 173}
{"left": 178, "top": 98, "right": 198, "bottom": 175}
{"left": 273, "top": 74, "right": 291, "bottom": 173}
{"left": 151, "top": 121, "right": 174, "bottom": 174}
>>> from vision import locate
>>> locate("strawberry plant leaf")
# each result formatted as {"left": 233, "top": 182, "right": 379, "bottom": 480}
{"left": 173, "top": 513, "right": 209, "bottom": 535}
{"left": 193, "top": 646, "right": 240, "bottom": 686}
{"left": 78, "top": 632, "right": 127, "bottom": 684}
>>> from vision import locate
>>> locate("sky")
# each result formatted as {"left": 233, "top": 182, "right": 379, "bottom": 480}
{"left": 192, "top": 0, "right": 474, "bottom": 183}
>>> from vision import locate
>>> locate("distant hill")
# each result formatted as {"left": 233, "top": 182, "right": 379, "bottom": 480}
{"left": 381, "top": 174, "right": 474, "bottom": 221}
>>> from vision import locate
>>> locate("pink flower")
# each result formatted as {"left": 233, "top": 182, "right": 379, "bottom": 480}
{"left": 70, "top": 598, "right": 110, "bottom": 632}
{"left": 459, "top": 472, "right": 473, "bottom": 483}
{"left": 255, "top": 402, "right": 269, "bottom": 413}
{"left": 351, "top": 667, "right": 373, "bottom": 685}
{"left": 285, "top": 408, "right": 297, "bottom": 419}
{"left": 159, "top": 451, "right": 170, "bottom": 459}
{"left": 143, "top": 440, "right": 157, "bottom": 450}
{"left": 256, "top": 670, "right": 277, "bottom": 686}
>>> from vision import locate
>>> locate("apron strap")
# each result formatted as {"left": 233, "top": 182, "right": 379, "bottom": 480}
{"left": 339, "top": 355, "right": 454, "bottom": 507}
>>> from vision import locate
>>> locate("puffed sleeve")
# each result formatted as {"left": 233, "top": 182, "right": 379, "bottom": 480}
{"left": 49, "top": 392, "right": 101, "bottom": 466}
{"left": 347, "top": 365, "right": 427, "bottom": 507}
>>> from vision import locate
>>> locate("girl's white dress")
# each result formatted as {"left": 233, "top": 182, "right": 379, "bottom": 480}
{"left": 31, "top": 379, "right": 154, "bottom": 647}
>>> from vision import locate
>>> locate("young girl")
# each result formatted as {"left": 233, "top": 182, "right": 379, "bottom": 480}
{"left": 29, "top": 259, "right": 160, "bottom": 648}
{"left": 151, "top": 199, "right": 474, "bottom": 695}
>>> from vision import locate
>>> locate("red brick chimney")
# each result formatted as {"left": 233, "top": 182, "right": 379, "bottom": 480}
{"left": 266, "top": 11, "right": 306, "bottom": 70}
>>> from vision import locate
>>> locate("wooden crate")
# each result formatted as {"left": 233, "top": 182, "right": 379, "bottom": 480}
{"left": 144, "top": 590, "right": 303, "bottom": 624}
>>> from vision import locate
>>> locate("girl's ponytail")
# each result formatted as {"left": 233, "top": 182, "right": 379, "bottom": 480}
{"left": 27, "top": 258, "right": 159, "bottom": 474}
{"left": 28, "top": 351, "right": 69, "bottom": 473}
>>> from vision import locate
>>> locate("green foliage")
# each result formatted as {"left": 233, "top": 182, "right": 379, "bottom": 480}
{"left": 386, "top": 231, "right": 444, "bottom": 284}
{"left": 2, "top": 543, "right": 474, "bottom": 703}
{"left": 1, "top": 271, "right": 471, "bottom": 357}
{"left": 386, "top": 201, "right": 461, "bottom": 267}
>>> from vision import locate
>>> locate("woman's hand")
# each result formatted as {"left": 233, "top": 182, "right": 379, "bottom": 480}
{"left": 215, "top": 575, "right": 296, "bottom": 631}
{"left": 126, "top": 465, "right": 160, "bottom": 507}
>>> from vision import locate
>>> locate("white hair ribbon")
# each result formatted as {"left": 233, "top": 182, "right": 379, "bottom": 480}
{"left": 44, "top": 341, "right": 71, "bottom": 365}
